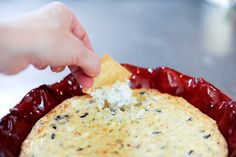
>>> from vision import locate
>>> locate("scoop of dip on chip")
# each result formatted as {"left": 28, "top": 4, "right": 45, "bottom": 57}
{"left": 83, "top": 54, "right": 136, "bottom": 110}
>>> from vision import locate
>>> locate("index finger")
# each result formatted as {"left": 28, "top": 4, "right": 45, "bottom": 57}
{"left": 70, "top": 16, "right": 93, "bottom": 51}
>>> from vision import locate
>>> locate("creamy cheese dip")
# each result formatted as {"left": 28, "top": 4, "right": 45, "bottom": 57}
{"left": 89, "top": 81, "right": 136, "bottom": 109}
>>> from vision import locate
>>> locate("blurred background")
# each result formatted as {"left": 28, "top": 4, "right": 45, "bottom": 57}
{"left": 0, "top": 0, "right": 236, "bottom": 118}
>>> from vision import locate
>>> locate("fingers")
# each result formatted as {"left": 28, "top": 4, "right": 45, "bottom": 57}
{"left": 32, "top": 60, "right": 65, "bottom": 73}
{"left": 26, "top": 3, "right": 100, "bottom": 79}
{"left": 44, "top": 2, "right": 93, "bottom": 51}
{"left": 81, "top": 33, "right": 93, "bottom": 51}
{"left": 69, "top": 66, "right": 93, "bottom": 88}
{"left": 33, "top": 64, "right": 66, "bottom": 73}
{"left": 71, "top": 16, "right": 93, "bottom": 51}
{"left": 34, "top": 66, "right": 66, "bottom": 72}
{"left": 34, "top": 64, "right": 48, "bottom": 70}
{"left": 50, "top": 66, "right": 66, "bottom": 72}
{"left": 75, "top": 48, "right": 100, "bottom": 77}
{"left": 44, "top": 2, "right": 100, "bottom": 78}
{"left": 30, "top": 32, "right": 100, "bottom": 76}
{"left": 61, "top": 33, "right": 100, "bottom": 77}
{"left": 70, "top": 16, "right": 100, "bottom": 87}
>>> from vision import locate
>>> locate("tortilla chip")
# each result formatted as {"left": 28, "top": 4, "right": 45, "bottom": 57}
{"left": 83, "top": 54, "right": 131, "bottom": 93}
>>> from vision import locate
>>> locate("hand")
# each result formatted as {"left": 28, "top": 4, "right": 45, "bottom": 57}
{"left": 0, "top": 2, "right": 100, "bottom": 88}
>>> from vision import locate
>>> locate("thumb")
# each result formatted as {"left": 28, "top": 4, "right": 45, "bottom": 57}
{"left": 68, "top": 34, "right": 100, "bottom": 77}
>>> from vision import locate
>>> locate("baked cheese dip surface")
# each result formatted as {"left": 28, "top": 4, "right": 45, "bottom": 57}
{"left": 20, "top": 89, "right": 228, "bottom": 157}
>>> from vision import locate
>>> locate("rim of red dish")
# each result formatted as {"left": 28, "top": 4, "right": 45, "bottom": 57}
{"left": 0, "top": 64, "right": 236, "bottom": 157}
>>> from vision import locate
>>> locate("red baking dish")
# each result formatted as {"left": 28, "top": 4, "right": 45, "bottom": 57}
{"left": 0, "top": 64, "right": 236, "bottom": 157}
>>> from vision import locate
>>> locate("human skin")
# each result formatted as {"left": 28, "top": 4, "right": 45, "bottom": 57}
{"left": 0, "top": 2, "right": 100, "bottom": 88}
